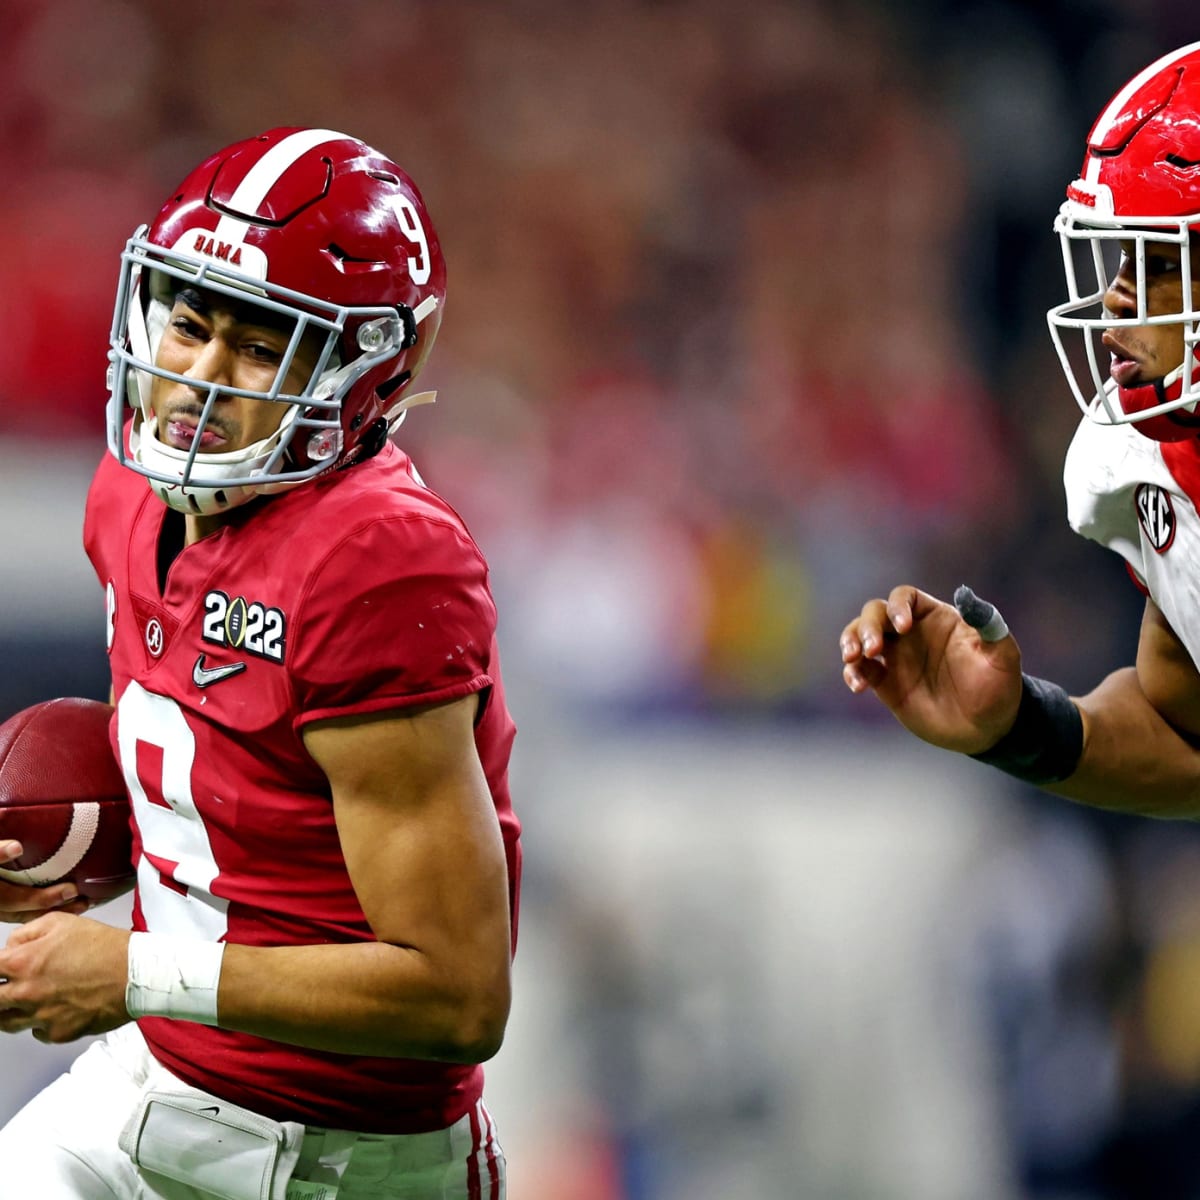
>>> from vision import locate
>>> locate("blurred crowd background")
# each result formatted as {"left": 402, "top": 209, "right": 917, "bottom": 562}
{"left": 4, "top": 0, "right": 1200, "bottom": 1197}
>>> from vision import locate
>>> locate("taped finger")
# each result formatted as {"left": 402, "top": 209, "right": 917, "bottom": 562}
{"left": 953, "top": 584, "right": 1010, "bottom": 643}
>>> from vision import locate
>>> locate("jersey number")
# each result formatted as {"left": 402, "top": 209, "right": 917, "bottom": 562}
{"left": 116, "top": 683, "right": 228, "bottom": 942}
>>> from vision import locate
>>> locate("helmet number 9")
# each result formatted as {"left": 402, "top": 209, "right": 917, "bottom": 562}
{"left": 391, "top": 195, "right": 432, "bottom": 286}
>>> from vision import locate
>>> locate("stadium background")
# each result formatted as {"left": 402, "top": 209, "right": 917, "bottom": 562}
{"left": 2, "top": 1, "right": 1199, "bottom": 1196}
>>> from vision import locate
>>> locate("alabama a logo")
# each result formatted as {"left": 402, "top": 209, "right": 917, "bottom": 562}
{"left": 145, "top": 617, "right": 165, "bottom": 658}
{"left": 1135, "top": 483, "right": 1176, "bottom": 554}
{"left": 202, "top": 590, "right": 287, "bottom": 663}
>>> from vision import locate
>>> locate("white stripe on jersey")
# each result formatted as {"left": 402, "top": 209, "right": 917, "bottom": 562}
{"left": 213, "top": 128, "right": 350, "bottom": 243}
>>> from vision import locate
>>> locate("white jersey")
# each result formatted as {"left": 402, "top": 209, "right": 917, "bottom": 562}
{"left": 1064, "top": 416, "right": 1200, "bottom": 660}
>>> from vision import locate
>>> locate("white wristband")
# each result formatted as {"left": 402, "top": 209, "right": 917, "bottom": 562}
{"left": 126, "top": 932, "right": 225, "bottom": 1026}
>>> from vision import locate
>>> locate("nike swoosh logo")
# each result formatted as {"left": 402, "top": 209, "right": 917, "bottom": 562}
{"left": 192, "top": 654, "right": 247, "bottom": 688}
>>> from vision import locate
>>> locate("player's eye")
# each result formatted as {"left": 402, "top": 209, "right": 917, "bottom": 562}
{"left": 170, "top": 315, "right": 207, "bottom": 339}
{"left": 1145, "top": 255, "right": 1181, "bottom": 276}
{"left": 244, "top": 342, "right": 283, "bottom": 364}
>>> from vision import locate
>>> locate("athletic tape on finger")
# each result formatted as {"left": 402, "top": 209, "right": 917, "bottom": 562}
{"left": 952, "top": 584, "right": 1009, "bottom": 643}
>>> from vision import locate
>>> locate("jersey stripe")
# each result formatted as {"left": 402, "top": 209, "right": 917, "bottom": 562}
{"left": 213, "top": 128, "right": 350, "bottom": 244}
{"left": 479, "top": 1099, "right": 501, "bottom": 1197}
{"left": 467, "top": 1100, "right": 482, "bottom": 1197}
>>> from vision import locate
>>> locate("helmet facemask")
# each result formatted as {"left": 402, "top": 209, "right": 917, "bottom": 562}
{"left": 1048, "top": 203, "right": 1200, "bottom": 442}
{"left": 106, "top": 227, "right": 420, "bottom": 515}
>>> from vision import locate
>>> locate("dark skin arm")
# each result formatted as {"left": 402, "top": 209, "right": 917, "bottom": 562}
{"left": 841, "top": 588, "right": 1200, "bottom": 819}
{"left": 1050, "top": 599, "right": 1200, "bottom": 816}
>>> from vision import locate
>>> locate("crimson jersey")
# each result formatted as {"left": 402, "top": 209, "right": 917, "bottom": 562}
{"left": 83, "top": 434, "right": 520, "bottom": 1134}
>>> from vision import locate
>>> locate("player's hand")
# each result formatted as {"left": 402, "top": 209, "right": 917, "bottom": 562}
{"left": 0, "top": 842, "right": 90, "bottom": 924}
{"left": 0, "top": 912, "right": 130, "bottom": 1043}
{"left": 840, "top": 584, "right": 1023, "bottom": 754}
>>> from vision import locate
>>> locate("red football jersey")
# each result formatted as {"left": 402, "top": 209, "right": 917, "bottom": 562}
{"left": 83, "top": 434, "right": 521, "bottom": 1133}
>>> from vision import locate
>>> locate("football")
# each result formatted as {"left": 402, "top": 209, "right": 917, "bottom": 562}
{"left": 0, "top": 697, "right": 135, "bottom": 903}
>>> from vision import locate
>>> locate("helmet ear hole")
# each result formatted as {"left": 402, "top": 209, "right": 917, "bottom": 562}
{"left": 376, "top": 371, "right": 411, "bottom": 404}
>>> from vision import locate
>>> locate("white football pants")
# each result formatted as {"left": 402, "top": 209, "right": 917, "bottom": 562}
{"left": 0, "top": 1023, "right": 506, "bottom": 1199}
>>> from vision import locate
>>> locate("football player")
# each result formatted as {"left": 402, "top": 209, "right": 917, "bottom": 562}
{"left": 840, "top": 43, "right": 1200, "bottom": 816}
{"left": 0, "top": 129, "right": 518, "bottom": 1199}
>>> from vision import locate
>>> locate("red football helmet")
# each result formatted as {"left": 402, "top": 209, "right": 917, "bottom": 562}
{"left": 106, "top": 127, "right": 446, "bottom": 513}
{"left": 1048, "top": 42, "right": 1200, "bottom": 441}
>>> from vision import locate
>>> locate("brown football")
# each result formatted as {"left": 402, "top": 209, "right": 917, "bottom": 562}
{"left": 0, "top": 697, "right": 135, "bottom": 903}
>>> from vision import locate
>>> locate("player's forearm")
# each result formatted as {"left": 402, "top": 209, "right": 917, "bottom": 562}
{"left": 215, "top": 939, "right": 510, "bottom": 1062}
{"left": 1045, "top": 666, "right": 1200, "bottom": 818}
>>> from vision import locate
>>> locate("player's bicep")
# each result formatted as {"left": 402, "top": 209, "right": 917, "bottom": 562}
{"left": 302, "top": 697, "right": 511, "bottom": 959}
{"left": 1136, "top": 598, "right": 1200, "bottom": 739}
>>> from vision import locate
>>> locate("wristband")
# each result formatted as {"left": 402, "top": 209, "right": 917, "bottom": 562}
{"left": 969, "top": 673, "right": 1084, "bottom": 784}
{"left": 126, "top": 932, "right": 224, "bottom": 1025}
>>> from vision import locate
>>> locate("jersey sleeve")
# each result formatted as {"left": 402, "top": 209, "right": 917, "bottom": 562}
{"left": 1063, "top": 417, "right": 1145, "bottom": 575}
{"left": 83, "top": 446, "right": 133, "bottom": 587}
{"left": 289, "top": 513, "right": 498, "bottom": 728}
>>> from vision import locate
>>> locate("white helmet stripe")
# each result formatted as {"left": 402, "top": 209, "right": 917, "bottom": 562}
{"left": 213, "top": 128, "right": 351, "bottom": 244}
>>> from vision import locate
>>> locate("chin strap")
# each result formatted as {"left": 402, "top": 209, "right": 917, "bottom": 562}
{"left": 1118, "top": 374, "right": 1174, "bottom": 410}
{"left": 384, "top": 389, "right": 437, "bottom": 435}
{"left": 1119, "top": 384, "right": 1200, "bottom": 442}
{"left": 1117, "top": 345, "right": 1200, "bottom": 441}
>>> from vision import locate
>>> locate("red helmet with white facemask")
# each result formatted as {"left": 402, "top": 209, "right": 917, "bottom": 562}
{"left": 106, "top": 127, "right": 446, "bottom": 514}
{"left": 1048, "top": 42, "right": 1200, "bottom": 442}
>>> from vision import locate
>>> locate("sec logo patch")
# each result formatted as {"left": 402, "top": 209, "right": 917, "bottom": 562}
{"left": 1136, "top": 483, "right": 1176, "bottom": 554}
